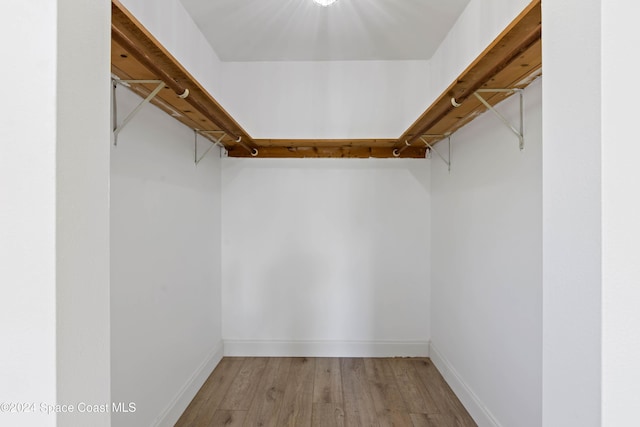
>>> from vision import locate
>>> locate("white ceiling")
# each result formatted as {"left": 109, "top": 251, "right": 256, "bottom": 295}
{"left": 179, "top": 0, "right": 470, "bottom": 62}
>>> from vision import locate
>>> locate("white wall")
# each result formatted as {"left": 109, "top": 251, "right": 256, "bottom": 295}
{"left": 0, "top": 2, "right": 58, "bottom": 426}
{"left": 110, "top": 87, "right": 223, "bottom": 427}
{"left": 1, "top": 1, "right": 111, "bottom": 426}
{"left": 544, "top": 2, "right": 640, "bottom": 425}
{"left": 602, "top": 2, "right": 640, "bottom": 425}
{"left": 220, "top": 60, "right": 430, "bottom": 138}
{"left": 221, "top": 159, "right": 430, "bottom": 356}
{"left": 217, "top": 0, "right": 533, "bottom": 140}
{"left": 430, "top": 79, "right": 542, "bottom": 427}
{"left": 110, "top": 3, "right": 226, "bottom": 425}
{"left": 56, "top": 0, "right": 112, "bottom": 426}
{"left": 542, "top": 0, "right": 603, "bottom": 426}
{"left": 426, "top": 2, "right": 542, "bottom": 425}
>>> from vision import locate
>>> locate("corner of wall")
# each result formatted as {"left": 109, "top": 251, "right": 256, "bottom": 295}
{"left": 154, "top": 341, "right": 224, "bottom": 427}
{"left": 429, "top": 342, "right": 502, "bottom": 427}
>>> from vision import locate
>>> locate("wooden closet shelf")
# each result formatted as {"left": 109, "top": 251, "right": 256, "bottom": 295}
{"left": 111, "top": 0, "right": 540, "bottom": 159}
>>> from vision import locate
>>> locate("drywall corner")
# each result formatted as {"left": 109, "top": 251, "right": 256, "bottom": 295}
{"left": 430, "top": 343, "right": 502, "bottom": 427}
{"left": 154, "top": 342, "right": 224, "bottom": 427}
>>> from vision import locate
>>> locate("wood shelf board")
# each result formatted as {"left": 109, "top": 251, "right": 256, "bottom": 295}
{"left": 253, "top": 139, "right": 398, "bottom": 148}
{"left": 110, "top": 0, "right": 540, "bottom": 159}
{"left": 398, "top": 0, "right": 541, "bottom": 147}
{"left": 229, "top": 146, "right": 426, "bottom": 159}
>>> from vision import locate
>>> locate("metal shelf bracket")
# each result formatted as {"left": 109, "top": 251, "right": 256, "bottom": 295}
{"left": 112, "top": 79, "right": 165, "bottom": 146}
{"left": 473, "top": 88, "right": 524, "bottom": 150}
{"left": 194, "top": 130, "right": 227, "bottom": 165}
{"left": 420, "top": 134, "right": 451, "bottom": 173}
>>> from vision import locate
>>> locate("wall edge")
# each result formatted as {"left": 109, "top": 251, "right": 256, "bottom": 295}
{"left": 430, "top": 342, "right": 503, "bottom": 427}
{"left": 154, "top": 341, "right": 224, "bottom": 427}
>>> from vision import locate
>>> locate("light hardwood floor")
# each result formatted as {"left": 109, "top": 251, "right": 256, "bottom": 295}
{"left": 175, "top": 357, "right": 476, "bottom": 427}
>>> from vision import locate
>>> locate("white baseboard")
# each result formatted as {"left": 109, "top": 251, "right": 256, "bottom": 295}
{"left": 429, "top": 342, "right": 502, "bottom": 427}
{"left": 154, "top": 341, "right": 224, "bottom": 427}
{"left": 223, "top": 339, "right": 429, "bottom": 358}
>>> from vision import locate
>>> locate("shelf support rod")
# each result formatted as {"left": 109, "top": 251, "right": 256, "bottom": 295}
{"left": 472, "top": 88, "right": 524, "bottom": 150}
{"left": 235, "top": 136, "right": 259, "bottom": 157}
{"left": 420, "top": 135, "right": 451, "bottom": 172}
{"left": 194, "top": 130, "right": 226, "bottom": 165}
{"left": 112, "top": 79, "right": 165, "bottom": 146}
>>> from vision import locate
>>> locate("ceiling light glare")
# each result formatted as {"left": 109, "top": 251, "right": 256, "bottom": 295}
{"left": 313, "top": 0, "right": 338, "bottom": 7}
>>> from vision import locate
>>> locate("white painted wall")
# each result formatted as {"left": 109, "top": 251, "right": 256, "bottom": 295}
{"left": 221, "top": 159, "right": 430, "bottom": 356}
{"left": 56, "top": 0, "right": 112, "bottom": 426}
{"left": 542, "top": 1, "right": 603, "bottom": 426}
{"left": 430, "top": 79, "right": 542, "bottom": 427}
{"left": 0, "top": 2, "right": 58, "bottom": 426}
{"left": 426, "top": 2, "right": 543, "bottom": 425}
{"left": 110, "top": 87, "right": 223, "bottom": 427}
{"left": 602, "top": 2, "right": 640, "bottom": 425}
{"left": 215, "top": 0, "right": 534, "bottom": 140}
{"left": 1, "top": 1, "right": 111, "bottom": 426}
{"left": 220, "top": 60, "right": 431, "bottom": 138}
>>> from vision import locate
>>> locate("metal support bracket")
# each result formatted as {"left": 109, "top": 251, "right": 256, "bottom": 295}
{"left": 112, "top": 79, "right": 165, "bottom": 146}
{"left": 420, "top": 134, "right": 451, "bottom": 172}
{"left": 473, "top": 88, "right": 524, "bottom": 150}
{"left": 194, "top": 130, "right": 227, "bottom": 165}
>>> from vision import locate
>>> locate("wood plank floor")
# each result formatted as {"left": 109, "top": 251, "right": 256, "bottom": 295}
{"left": 175, "top": 357, "right": 476, "bottom": 427}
